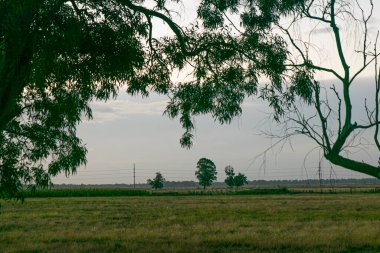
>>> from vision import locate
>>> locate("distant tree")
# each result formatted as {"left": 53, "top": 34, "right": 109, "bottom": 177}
{"left": 224, "top": 166, "right": 248, "bottom": 189}
{"left": 234, "top": 173, "right": 248, "bottom": 189}
{"left": 224, "top": 165, "right": 235, "bottom": 188}
{"left": 195, "top": 158, "right": 217, "bottom": 189}
{"left": 147, "top": 172, "right": 165, "bottom": 190}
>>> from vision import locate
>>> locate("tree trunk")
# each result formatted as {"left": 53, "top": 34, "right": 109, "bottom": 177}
{"left": 0, "top": 1, "right": 38, "bottom": 132}
{"left": 0, "top": 48, "right": 32, "bottom": 132}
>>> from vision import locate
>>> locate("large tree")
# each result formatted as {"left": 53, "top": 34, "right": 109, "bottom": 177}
{"left": 0, "top": 0, "right": 218, "bottom": 198}
{"left": 195, "top": 158, "right": 217, "bottom": 189}
{"left": 1, "top": 0, "right": 291, "bottom": 198}
{"left": 165, "top": 0, "right": 380, "bottom": 179}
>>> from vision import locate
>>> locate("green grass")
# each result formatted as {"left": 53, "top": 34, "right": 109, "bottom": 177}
{"left": 1, "top": 194, "right": 380, "bottom": 252}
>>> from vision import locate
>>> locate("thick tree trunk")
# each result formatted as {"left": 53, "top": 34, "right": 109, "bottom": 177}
{"left": 0, "top": 48, "right": 32, "bottom": 132}
{"left": 0, "top": 1, "right": 38, "bottom": 132}
{"left": 325, "top": 153, "right": 380, "bottom": 179}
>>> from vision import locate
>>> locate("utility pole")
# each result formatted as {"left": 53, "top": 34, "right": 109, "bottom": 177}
{"left": 133, "top": 163, "right": 136, "bottom": 189}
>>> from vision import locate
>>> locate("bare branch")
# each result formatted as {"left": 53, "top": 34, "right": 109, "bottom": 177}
{"left": 313, "top": 82, "right": 331, "bottom": 152}
{"left": 350, "top": 53, "right": 380, "bottom": 85}
{"left": 278, "top": 24, "right": 344, "bottom": 81}
{"left": 355, "top": 0, "right": 374, "bottom": 66}
{"left": 330, "top": 85, "right": 342, "bottom": 135}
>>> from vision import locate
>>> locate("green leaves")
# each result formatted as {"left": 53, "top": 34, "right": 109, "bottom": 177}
{"left": 0, "top": 85, "right": 88, "bottom": 198}
{"left": 0, "top": 0, "right": 179, "bottom": 199}
{"left": 289, "top": 69, "right": 314, "bottom": 105}
{"left": 233, "top": 173, "right": 248, "bottom": 188}
{"left": 147, "top": 172, "right": 166, "bottom": 190}
{"left": 163, "top": 21, "right": 289, "bottom": 147}
{"left": 224, "top": 165, "right": 248, "bottom": 188}
{"left": 0, "top": 0, "right": 320, "bottom": 198}
{"left": 195, "top": 158, "right": 217, "bottom": 189}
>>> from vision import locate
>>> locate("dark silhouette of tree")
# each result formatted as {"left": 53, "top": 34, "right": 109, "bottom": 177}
{"left": 234, "top": 173, "right": 248, "bottom": 189}
{"left": 224, "top": 165, "right": 248, "bottom": 188}
{"left": 1, "top": 0, "right": 306, "bottom": 198}
{"left": 165, "top": 0, "right": 380, "bottom": 179}
{"left": 147, "top": 172, "right": 165, "bottom": 190}
{"left": 0, "top": 0, "right": 228, "bottom": 198}
{"left": 195, "top": 158, "right": 217, "bottom": 189}
{"left": 224, "top": 165, "right": 235, "bottom": 188}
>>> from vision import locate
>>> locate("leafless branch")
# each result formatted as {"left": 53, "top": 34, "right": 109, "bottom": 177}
{"left": 330, "top": 85, "right": 342, "bottom": 134}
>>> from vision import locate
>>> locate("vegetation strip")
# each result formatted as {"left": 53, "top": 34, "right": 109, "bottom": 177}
{"left": 16, "top": 187, "right": 380, "bottom": 198}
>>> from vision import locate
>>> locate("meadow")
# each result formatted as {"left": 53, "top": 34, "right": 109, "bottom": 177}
{"left": 1, "top": 193, "right": 380, "bottom": 252}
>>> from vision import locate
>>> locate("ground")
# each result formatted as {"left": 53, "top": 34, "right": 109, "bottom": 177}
{"left": 1, "top": 194, "right": 380, "bottom": 252}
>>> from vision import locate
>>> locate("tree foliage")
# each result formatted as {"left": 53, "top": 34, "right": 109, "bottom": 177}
{"left": 0, "top": 0, "right": 201, "bottom": 198}
{"left": 224, "top": 165, "right": 247, "bottom": 188}
{"left": 224, "top": 165, "right": 235, "bottom": 188}
{"left": 195, "top": 158, "right": 217, "bottom": 189}
{"left": 234, "top": 173, "right": 248, "bottom": 188}
{"left": 147, "top": 172, "right": 165, "bottom": 190}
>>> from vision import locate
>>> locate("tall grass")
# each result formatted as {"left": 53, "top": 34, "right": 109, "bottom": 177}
{"left": 1, "top": 194, "right": 380, "bottom": 252}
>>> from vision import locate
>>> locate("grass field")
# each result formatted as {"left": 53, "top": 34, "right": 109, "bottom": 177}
{"left": 1, "top": 194, "right": 380, "bottom": 253}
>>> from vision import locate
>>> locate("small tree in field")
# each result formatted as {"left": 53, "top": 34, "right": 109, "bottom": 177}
{"left": 234, "top": 173, "right": 248, "bottom": 189}
{"left": 147, "top": 172, "right": 165, "bottom": 190}
{"left": 224, "top": 165, "right": 235, "bottom": 188}
{"left": 224, "top": 165, "right": 248, "bottom": 189}
{"left": 195, "top": 158, "right": 217, "bottom": 189}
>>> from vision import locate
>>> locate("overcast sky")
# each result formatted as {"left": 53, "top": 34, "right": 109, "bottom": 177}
{"left": 53, "top": 1, "right": 380, "bottom": 184}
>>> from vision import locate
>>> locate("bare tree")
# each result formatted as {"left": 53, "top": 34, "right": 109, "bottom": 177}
{"left": 165, "top": 0, "right": 380, "bottom": 178}
{"left": 272, "top": 0, "right": 380, "bottom": 178}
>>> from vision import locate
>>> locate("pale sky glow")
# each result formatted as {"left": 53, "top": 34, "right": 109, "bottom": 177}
{"left": 53, "top": 1, "right": 380, "bottom": 185}
{"left": 53, "top": 79, "right": 378, "bottom": 184}
{"left": 89, "top": 98, "right": 168, "bottom": 123}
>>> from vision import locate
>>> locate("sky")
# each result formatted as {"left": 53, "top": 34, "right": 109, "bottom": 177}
{"left": 53, "top": 0, "right": 380, "bottom": 184}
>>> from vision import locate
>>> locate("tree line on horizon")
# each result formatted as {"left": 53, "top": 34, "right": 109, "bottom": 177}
{"left": 148, "top": 158, "right": 247, "bottom": 190}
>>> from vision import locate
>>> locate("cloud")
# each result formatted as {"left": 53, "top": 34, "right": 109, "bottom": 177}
{"left": 311, "top": 27, "right": 331, "bottom": 35}
{"left": 85, "top": 97, "right": 169, "bottom": 123}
